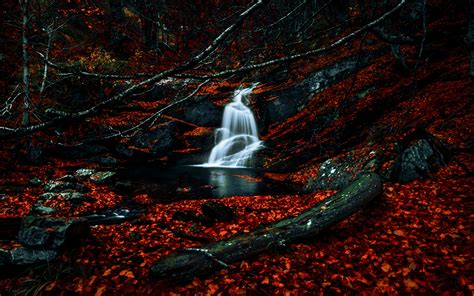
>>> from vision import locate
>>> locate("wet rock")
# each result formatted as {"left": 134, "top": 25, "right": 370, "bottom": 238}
{"left": 19, "top": 216, "right": 89, "bottom": 250}
{"left": 201, "top": 202, "right": 235, "bottom": 222}
{"left": 186, "top": 128, "right": 214, "bottom": 150}
{"left": 11, "top": 248, "right": 57, "bottom": 265}
{"left": 28, "top": 177, "right": 43, "bottom": 187}
{"left": 83, "top": 208, "right": 139, "bottom": 225}
{"left": 59, "top": 192, "right": 95, "bottom": 204}
{"left": 133, "top": 122, "right": 177, "bottom": 156}
{"left": 304, "top": 150, "right": 380, "bottom": 191}
{"left": 172, "top": 210, "right": 198, "bottom": 222}
{"left": 30, "top": 204, "right": 56, "bottom": 215}
{"left": 151, "top": 130, "right": 177, "bottom": 156}
{"left": 74, "top": 183, "right": 89, "bottom": 193}
{"left": 75, "top": 168, "right": 96, "bottom": 178}
{"left": 184, "top": 99, "right": 222, "bottom": 127}
{"left": 0, "top": 248, "right": 57, "bottom": 267}
{"left": 90, "top": 171, "right": 116, "bottom": 184}
{"left": 391, "top": 139, "right": 447, "bottom": 182}
{"left": 38, "top": 193, "right": 57, "bottom": 202}
{"left": 57, "top": 175, "right": 77, "bottom": 183}
{"left": 89, "top": 156, "right": 118, "bottom": 166}
{"left": 44, "top": 181, "right": 75, "bottom": 192}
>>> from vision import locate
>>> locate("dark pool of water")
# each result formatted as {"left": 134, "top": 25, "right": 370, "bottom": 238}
{"left": 116, "top": 165, "right": 293, "bottom": 200}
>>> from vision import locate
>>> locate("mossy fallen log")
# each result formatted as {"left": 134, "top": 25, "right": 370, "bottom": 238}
{"left": 150, "top": 173, "right": 383, "bottom": 282}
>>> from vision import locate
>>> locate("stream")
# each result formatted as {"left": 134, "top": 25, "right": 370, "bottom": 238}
{"left": 116, "top": 165, "right": 292, "bottom": 201}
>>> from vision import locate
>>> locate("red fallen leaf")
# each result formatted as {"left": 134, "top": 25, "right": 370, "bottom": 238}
{"left": 403, "top": 279, "right": 419, "bottom": 289}
{"left": 394, "top": 230, "right": 405, "bottom": 236}
{"left": 95, "top": 286, "right": 107, "bottom": 296}
{"left": 261, "top": 277, "right": 270, "bottom": 285}
{"left": 381, "top": 263, "right": 391, "bottom": 272}
{"left": 208, "top": 284, "right": 219, "bottom": 294}
{"left": 273, "top": 282, "right": 284, "bottom": 288}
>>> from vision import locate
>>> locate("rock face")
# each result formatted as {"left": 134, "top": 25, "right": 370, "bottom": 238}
{"left": 133, "top": 122, "right": 177, "bottom": 156}
{"left": 18, "top": 216, "right": 90, "bottom": 250}
{"left": 258, "top": 51, "right": 384, "bottom": 125}
{"left": 184, "top": 99, "right": 222, "bottom": 127}
{"left": 391, "top": 139, "right": 447, "bottom": 182}
{"left": 304, "top": 150, "right": 379, "bottom": 191}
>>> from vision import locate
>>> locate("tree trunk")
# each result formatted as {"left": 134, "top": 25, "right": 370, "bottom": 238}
{"left": 468, "top": 0, "right": 474, "bottom": 77}
{"left": 20, "top": 0, "right": 31, "bottom": 128}
{"left": 150, "top": 173, "right": 383, "bottom": 282}
{"left": 39, "top": 28, "right": 53, "bottom": 95}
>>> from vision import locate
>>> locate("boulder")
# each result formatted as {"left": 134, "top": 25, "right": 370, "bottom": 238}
{"left": 75, "top": 168, "right": 96, "bottom": 178}
{"left": 184, "top": 99, "right": 222, "bottom": 127}
{"left": 131, "top": 122, "right": 181, "bottom": 157}
{"left": 59, "top": 192, "right": 95, "bottom": 204}
{"left": 0, "top": 248, "right": 57, "bottom": 267}
{"left": 44, "top": 181, "right": 76, "bottom": 192}
{"left": 30, "top": 204, "right": 56, "bottom": 215}
{"left": 201, "top": 202, "right": 235, "bottom": 222}
{"left": 28, "top": 177, "right": 43, "bottom": 187}
{"left": 11, "top": 248, "right": 57, "bottom": 265}
{"left": 89, "top": 156, "right": 118, "bottom": 166}
{"left": 304, "top": 150, "right": 379, "bottom": 191}
{"left": 19, "top": 216, "right": 90, "bottom": 250}
{"left": 82, "top": 208, "right": 139, "bottom": 225}
{"left": 391, "top": 139, "right": 447, "bottom": 182}
{"left": 133, "top": 122, "right": 177, "bottom": 152}
{"left": 57, "top": 175, "right": 77, "bottom": 183}
{"left": 90, "top": 171, "right": 116, "bottom": 184}
{"left": 37, "top": 192, "right": 57, "bottom": 202}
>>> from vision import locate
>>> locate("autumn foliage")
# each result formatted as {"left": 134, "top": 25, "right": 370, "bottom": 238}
{"left": 0, "top": 0, "right": 473, "bottom": 295}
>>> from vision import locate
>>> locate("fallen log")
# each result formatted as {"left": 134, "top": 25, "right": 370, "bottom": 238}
{"left": 150, "top": 173, "right": 383, "bottom": 282}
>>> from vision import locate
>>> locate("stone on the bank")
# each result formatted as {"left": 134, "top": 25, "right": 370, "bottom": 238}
{"left": 90, "top": 171, "right": 116, "bottom": 184}
{"left": 19, "top": 216, "right": 90, "bottom": 250}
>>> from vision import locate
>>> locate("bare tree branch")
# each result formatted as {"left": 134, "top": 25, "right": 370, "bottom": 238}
{"left": 0, "top": 0, "right": 265, "bottom": 138}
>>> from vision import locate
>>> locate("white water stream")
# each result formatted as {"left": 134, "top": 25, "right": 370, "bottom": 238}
{"left": 201, "top": 85, "right": 262, "bottom": 168}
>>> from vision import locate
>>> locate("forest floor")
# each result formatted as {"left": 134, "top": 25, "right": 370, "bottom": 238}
{"left": 0, "top": 12, "right": 473, "bottom": 296}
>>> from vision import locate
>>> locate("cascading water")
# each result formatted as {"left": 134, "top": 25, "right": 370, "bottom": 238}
{"left": 202, "top": 85, "right": 262, "bottom": 168}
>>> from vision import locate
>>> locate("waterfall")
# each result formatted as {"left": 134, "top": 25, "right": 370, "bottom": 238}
{"left": 202, "top": 85, "right": 262, "bottom": 168}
